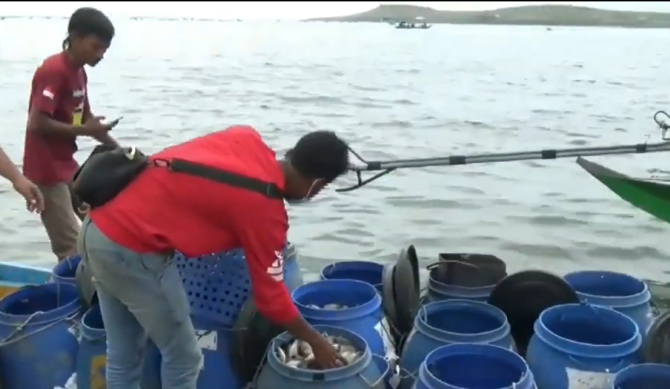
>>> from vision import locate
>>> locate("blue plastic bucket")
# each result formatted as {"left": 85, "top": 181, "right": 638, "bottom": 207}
{"left": 564, "top": 270, "right": 652, "bottom": 335}
{"left": 77, "top": 305, "right": 106, "bottom": 389}
{"left": 613, "top": 363, "right": 670, "bottom": 389}
{"left": 416, "top": 343, "right": 535, "bottom": 389}
{"left": 50, "top": 255, "right": 82, "bottom": 286}
{"left": 0, "top": 284, "right": 82, "bottom": 389}
{"left": 256, "top": 325, "right": 387, "bottom": 389}
{"left": 321, "top": 261, "right": 384, "bottom": 292}
{"left": 292, "top": 279, "right": 390, "bottom": 358}
{"left": 426, "top": 268, "right": 495, "bottom": 303}
{"left": 76, "top": 305, "right": 161, "bottom": 389}
{"left": 526, "top": 303, "right": 641, "bottom": 389}
{"left": 399, "top": 299, "right": 513, "bottom": 389}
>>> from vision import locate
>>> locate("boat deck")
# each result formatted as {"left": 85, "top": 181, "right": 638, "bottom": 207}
{"left": 0, "top": 262, "right": 50, "bottom": 298}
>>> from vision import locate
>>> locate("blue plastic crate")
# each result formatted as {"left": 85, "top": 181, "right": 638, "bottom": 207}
{"left": 176, "top": 244, "right": 302, "bottom": 328}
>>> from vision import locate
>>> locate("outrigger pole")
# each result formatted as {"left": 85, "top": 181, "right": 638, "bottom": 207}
{"left": 337, "top": 110, "right": 670, "bottom": 192}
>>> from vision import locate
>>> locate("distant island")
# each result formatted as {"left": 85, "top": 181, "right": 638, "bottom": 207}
{"left": 306, "top": 4, "right": 670, "bottom": 28}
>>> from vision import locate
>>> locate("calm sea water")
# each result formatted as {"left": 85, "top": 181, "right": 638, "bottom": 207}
{"left": 1, "top": 18, "right": 669, "bottom": 284}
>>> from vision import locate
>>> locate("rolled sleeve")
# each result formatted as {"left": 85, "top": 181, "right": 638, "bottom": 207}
{"left": 236, "top": 199, "right": 298, "bottom": 324}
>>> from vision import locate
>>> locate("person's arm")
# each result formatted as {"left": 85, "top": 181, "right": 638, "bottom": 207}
{"left": 237, "top": 200, "right": 325, "bottom": 345}
{"left": 27, "top": 66, "right": 82, "bottom": 138}
{"left": 0, "top": 146, "right": 24, "bottom": 184}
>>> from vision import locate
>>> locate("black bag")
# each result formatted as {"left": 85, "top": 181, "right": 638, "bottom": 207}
{"left": 72, "top": 146, "right": 285, "bottom": 209}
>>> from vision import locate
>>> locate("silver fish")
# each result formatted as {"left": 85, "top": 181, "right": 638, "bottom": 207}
{"left": 323, "top": 303, "right": 348, "bottom": 310}
{"left": 298, "top": 340, "right": 313, "bottom": 357}
{"left": 307, "top": 303, "right": 352, "bottom": 310}
{"left": 340, "top": 350, "right": 358, "bottom": 364}
{"left": 278, "top": 331, "right": 363, "bottom": 370}
{"left": 288, "top": 339, "right": 300, "bottom": 359}
{"left": 276, "top": 347, "right": 287, "bottom": 363}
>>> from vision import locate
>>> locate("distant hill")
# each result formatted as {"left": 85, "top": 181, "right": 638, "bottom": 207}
{"left": 306, "top": 4, "right": 670, "bottom": 28}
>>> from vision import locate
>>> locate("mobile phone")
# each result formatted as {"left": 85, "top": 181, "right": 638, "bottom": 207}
{"left": 107, "top": 116, "right": 123, "bottom": 128}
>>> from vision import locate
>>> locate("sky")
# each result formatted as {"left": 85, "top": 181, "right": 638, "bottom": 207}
{"left": 1, "top": 1, "right": 670, "bottom": 19}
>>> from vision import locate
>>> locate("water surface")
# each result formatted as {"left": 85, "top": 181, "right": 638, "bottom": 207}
{"left": 1, "top": 19, "right": 669, "bottom": 284}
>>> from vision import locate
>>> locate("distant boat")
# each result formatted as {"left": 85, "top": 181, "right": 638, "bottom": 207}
{"left": 394, "top": 21, "right": 432, "bottom": 29}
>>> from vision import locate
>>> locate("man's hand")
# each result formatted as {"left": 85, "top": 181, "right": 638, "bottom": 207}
{"left": 81, "top": 116, "right": 112, "bottom": 138}
{"left": 12, "top": 176, "right": 44, "bottom": 213}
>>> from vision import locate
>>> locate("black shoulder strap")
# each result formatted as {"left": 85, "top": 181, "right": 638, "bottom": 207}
{"left": 162, "top": 158, "right": 284, "bottom": 199}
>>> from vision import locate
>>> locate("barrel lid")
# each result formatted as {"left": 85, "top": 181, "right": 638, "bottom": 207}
{"left": 75, "top": 259, "right": 98, "bottom": 310}
{"left": 231, "top": 297, "right": 285, "bottom": 382}
{"left": 643, "top": 311, "right": 670, "bottom": 364}
{"left": 487, "top": 270, "right": 579, "bottom": 356}
{"left": 436, "top": 253, "right": 507, "bottom": 287}
{"left": 393, "top": 245, "right": 421, "bottom": 335}
{"left": 381, "top": 262, "right": 397, "bottom": 327}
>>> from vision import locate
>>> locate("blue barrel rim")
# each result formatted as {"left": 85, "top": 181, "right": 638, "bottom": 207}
{"left": 0, "top": 283, "right": 81, "bottom": 326}
{"left": 51, "top": 255, "right": 82, "bottom": 280}
{"left": 81, "top": 304, "right": 105, "bottom": 340}
{"left": 419, "top": 343, "right": 532, "bottom": 389}
{"left": 416, "top": 299, "right": 511, "bottom": 343}
{"left": 320, "top": 261, "right": 384, "bottom": 286}
{"left": 266, "top": 324, "right": 373, "bottom": 382}
{"left": 292, "top": 279, "right": 382, "bottom": 321}
{"left": 564, "top": 270, "right": 651, "bottom": 308}
{"left": 614, "top": 363, "right": 670, "bottom": 386}
{"left": 534, "top": 303, "right": 642, "bottom": 358}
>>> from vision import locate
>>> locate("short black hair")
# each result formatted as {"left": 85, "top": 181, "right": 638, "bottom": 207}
{"left": 288, "top": 131, "right": 350, "bottom": 183}
{"left": 64, "top": 8, "right": 115, "bottom": 47}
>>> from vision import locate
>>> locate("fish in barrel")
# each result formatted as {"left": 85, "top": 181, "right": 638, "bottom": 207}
{"left": 276, "top": 303, "right": 362, "bottom": 369}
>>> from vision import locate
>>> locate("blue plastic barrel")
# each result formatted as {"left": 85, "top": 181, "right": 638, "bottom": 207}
{"left": 292, "top": 279, "right": 389, "bottom": 358}
{"left": 415, "top": 343, "right": 535, "bottom": 389}
{"left": 526, "top": 303, "right": 641, "bottom": 389}
{"left": 256, "top": 325, "right": 387, "bottom": 389}
{"left": 50, "top": 255, "right": 82, "bottom": 286}
{"left": 564, "top": 270, "right": 652, "bottom": 335}
{"left": 613, "top": 363, "right": 670, "bottom": 389}
{"left": 77, "top": 305, "right": 106, "bottom": 389}
{"left": 399, "top": 299, "right": 513, "bottom": 389}
{"left": 425, "top": 269, "right": 494, "bottom": 303}
{"left": 321, "top": 261, "right": 384, "bottom": 293}
{"left": 0, "top": 284, "right": 82, "bottom": 389}
{"left": 76, "top": 305, "right": 160, "bottom": 389}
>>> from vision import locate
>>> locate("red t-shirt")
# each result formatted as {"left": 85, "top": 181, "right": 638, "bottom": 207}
{"left": 23, "top": 52, "right": 91, "bottom": 185}
{"left": 90, "top": 126, "right": 298, "bottom": 324}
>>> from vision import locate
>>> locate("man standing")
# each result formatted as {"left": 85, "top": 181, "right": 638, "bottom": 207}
{"left": 0, "top": 146, "right": 44, "bottom": 212}
{"left": 80, "top": 126, "right": 351, "bottom": 389}
{"left": 23, "top": 7, "right": 119, "bottom": 261}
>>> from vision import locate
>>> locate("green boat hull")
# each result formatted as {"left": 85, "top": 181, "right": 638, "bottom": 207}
{"left": 577, "top": 157, "right": 670, "bottom": 224}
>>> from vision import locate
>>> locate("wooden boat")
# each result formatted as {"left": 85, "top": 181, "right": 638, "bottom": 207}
{"left": 0, "top": 262, "right": 50, "bottom": 298}
{"left": 578, "top": 157, "right": 670, "bottom": 224}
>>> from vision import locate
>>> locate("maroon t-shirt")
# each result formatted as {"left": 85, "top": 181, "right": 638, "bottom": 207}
{"left": 23, "top": 52, "right": 91, "bottom": 185}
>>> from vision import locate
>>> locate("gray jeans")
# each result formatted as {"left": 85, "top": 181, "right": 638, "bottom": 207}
{"left": 77, "top": 217, "right": 202, "bottom": 389}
